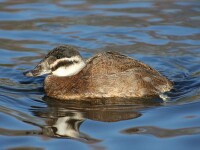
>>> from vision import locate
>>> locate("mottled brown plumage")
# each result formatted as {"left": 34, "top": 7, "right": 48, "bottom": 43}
{"left": 44, "top": 51, "right": 173, "bottom": 100}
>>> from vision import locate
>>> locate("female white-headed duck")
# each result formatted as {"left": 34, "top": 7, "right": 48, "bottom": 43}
{"left": 24, "top": 45, "right": 173, "bottom": 100}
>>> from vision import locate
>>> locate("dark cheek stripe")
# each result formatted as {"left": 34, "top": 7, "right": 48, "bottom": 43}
{"left": 51, "top": 60, "right": 79, "bottom": 71}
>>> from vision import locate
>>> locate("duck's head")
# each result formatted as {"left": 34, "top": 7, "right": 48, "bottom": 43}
{"left": 24, "top": 45, "right": 86, "bottom": 77}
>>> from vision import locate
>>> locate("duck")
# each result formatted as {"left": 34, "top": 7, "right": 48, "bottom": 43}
{"left": 24, "top": 45, "right": 173, "bottom": 100}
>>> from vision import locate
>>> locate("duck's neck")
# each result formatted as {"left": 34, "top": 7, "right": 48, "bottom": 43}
{"left": 52, "top": 61, "right": 86, "bottom": 77}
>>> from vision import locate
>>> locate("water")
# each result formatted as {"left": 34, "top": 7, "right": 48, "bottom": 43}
{"left": 0, "top": 0, "right": 200, "bottom": 149}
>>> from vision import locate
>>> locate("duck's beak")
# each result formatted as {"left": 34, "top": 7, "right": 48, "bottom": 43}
{"left": 23, "top": 70, "right": 35, "bottom": 77}
{"left": 23, "top": 69, "right": 50, "bottom": 77}
{"left": 24, "top": 61, "right": 51, "bottom": 77}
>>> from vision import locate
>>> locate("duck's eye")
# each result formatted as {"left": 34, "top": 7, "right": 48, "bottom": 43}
{"left": 57, "top": 56, "right": 60, "bottom": 59}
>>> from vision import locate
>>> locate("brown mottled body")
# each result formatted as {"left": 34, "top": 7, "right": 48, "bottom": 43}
{"left": 44, "top": 52, "right": 173, "bottom": 100}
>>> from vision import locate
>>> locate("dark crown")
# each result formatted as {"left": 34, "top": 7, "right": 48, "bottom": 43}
{"left": 46, "top": 45, "right": 81, "bottom": 59}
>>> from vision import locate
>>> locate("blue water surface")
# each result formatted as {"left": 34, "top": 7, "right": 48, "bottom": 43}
{"left": 0, "top": 0, "right": 200, "bottom": 150}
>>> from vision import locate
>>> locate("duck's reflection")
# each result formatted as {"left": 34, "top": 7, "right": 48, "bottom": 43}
{"left": 30, "top": 96, "right": 161, "bottom": 142}
{"left": 40, "top": 110, "right": 101, "bottom": 143}
{"left": 0, "top": 96, "right": 161, "bottom": 144}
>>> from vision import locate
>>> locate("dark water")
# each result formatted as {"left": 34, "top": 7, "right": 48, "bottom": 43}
{"left": 0, "top": 0, "right": 200, "bottom": 149}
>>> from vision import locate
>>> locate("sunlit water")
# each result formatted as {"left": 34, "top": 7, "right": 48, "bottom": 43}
{"left": 0, "top": 0, "right": 200, "bottom": 150}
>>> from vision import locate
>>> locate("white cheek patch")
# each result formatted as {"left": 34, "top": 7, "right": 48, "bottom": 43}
{"left": 52, "top": 61, "right": 86, "bottom": 77}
